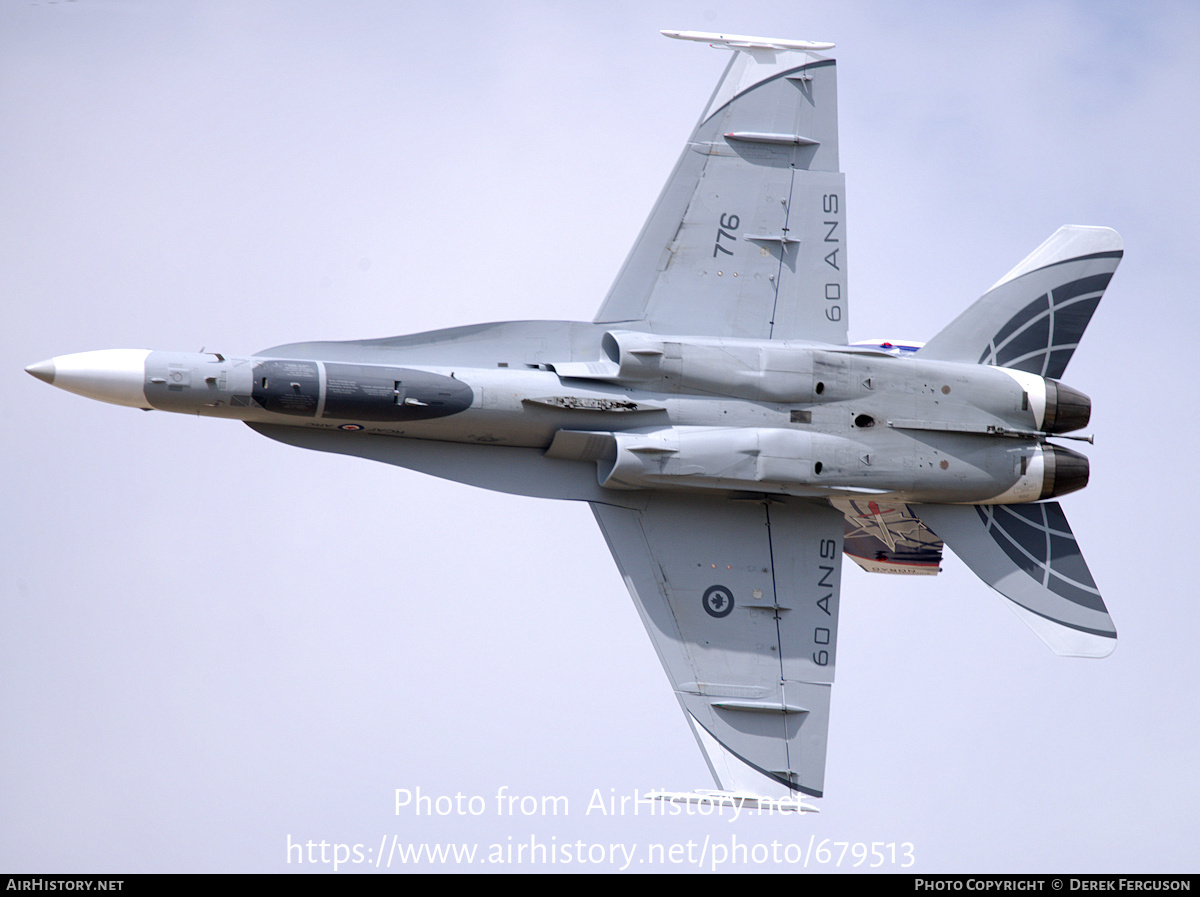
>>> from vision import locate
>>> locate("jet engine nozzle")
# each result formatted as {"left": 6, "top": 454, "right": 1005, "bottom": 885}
{"left": 1043, "top": 380, "right": 1091, "bottom": 434}
{"left": 1040, "top": 444, "right": 1090, "bottom": 499}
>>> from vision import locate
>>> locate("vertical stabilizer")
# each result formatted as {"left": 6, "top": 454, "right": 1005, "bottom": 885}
{"left": 915, "top": 502, "right": 1115, "bottom": 658}
{"left": 918, "top": 226, "right": 1122, "bottom": 378}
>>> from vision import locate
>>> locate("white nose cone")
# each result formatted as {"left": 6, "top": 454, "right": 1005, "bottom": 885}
{"left": 25, "top": 349, "right": 152, "bottom": 408}
{"left": 25, "top": 359, "right": 55, "bottom": 383}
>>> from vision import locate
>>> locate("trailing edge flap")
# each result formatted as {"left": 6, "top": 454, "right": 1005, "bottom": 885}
{"left": 918, "top": 226, "right": 1122, "bottom": 379}
{"left": 914, "top": 502, "right": 1115, "bottom": 658}
{"left": 590, "top": 494, "right": 844, "bottom": 798}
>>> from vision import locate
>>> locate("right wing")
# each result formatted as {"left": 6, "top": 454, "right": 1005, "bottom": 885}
{"left": 594, "top": 32, "right": 847, "bottom": 344}
{"left": 590, "top": 492, "right": 844, "bottom": 799}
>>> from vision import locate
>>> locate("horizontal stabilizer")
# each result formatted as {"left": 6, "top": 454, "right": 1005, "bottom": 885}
{"left": 919, "top": 226, "right": 1122, "bottom": 379}
{"left": 915, "top": 502, "right": 1115, "bottom": 657}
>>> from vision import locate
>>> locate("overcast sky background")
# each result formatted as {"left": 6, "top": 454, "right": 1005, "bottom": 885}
{"left": 3, "top": 0, "right": 1198, "bottom": 873}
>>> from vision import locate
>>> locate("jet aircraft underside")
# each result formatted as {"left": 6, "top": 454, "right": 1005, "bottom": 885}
{"left": 27, "top": 30, "right": 1120, "bottom": 803}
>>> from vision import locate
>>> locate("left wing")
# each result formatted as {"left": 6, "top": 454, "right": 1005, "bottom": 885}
{"left": 594, "top": 32, "right": 847, "bottom": 343}
{"left": 590, "top": 493, "right": 843, "bottom": 799}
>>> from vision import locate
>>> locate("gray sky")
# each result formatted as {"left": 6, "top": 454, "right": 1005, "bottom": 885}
{"left": 3, "top": 0, "right": 1198, "bottom": 873}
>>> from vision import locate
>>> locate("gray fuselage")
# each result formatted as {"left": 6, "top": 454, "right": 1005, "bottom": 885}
{"left": 129, "top": 320, "right": 1088, "bottom": 506}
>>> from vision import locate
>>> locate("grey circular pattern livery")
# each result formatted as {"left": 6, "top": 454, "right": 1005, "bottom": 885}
{"left": 703, "top": 585, "right": 735, "bottom": 618}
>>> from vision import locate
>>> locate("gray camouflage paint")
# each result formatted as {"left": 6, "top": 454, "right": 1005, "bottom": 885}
{"left": 25, "top": 35, "right": 1121, "bottom": 802}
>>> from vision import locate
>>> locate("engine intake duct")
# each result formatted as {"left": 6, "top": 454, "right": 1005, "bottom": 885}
{"left": 1043, "top": 380, "right": 1091, "bottom": 434}
{"left": 1040, "top": 444, "right": 1090, "bottom": 499}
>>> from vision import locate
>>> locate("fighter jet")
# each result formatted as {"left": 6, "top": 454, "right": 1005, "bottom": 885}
{"left": 25, "top": 31, "right": 1120, "bottom": 804}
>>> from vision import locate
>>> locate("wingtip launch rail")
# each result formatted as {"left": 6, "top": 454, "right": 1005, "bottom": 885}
{"left": 660, "top": 30, "right": 836, "bottom": 52}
